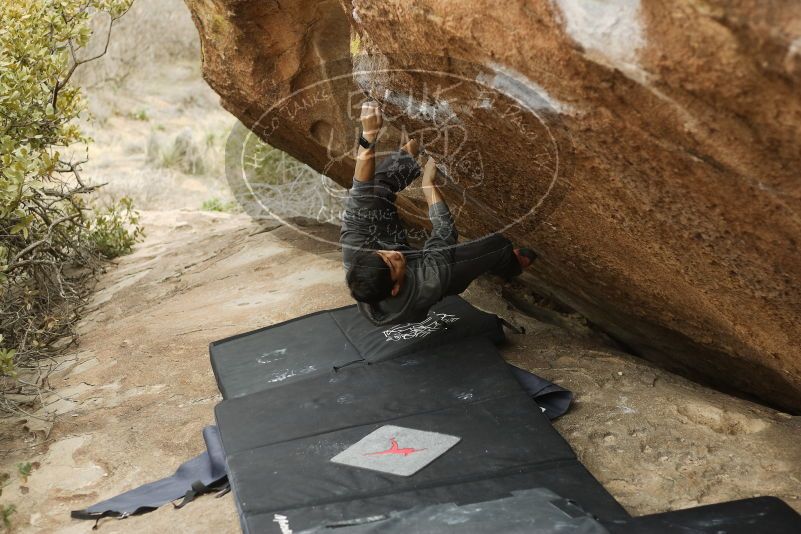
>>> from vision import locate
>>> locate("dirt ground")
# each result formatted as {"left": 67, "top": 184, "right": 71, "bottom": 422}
{"left": 0, "top": 210, "right": 798, "bottom": 533}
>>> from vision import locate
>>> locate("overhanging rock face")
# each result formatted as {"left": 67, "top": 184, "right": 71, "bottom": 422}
{"left": 185, "top": 0, "right": 801, "bottom": 413}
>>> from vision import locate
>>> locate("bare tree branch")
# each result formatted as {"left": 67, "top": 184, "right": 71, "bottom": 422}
{"left": 52, "top": 3, "right": 133, "bottom": 110}
{"left": 6, "top": 213, "right": 81, "bottom": 270}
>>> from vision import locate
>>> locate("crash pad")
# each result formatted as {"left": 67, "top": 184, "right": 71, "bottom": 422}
{"left": 605, "top": 496, "right": 801, "bottom": 533}
{"left": 210, "top": 296, "right": 572, "bottom": 418}
{"left": 209, "top": 297, "right": 506, "bottom": 399}
{"left": 209, "top": 299, "right": 801, "bottom": 533}
{"left": 214, "top": 338, "right": 626, "bottom": 533}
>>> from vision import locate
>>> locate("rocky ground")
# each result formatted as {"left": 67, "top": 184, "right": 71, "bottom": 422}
{"left": 0, "top": 210, "right": 798, "bottom": 533}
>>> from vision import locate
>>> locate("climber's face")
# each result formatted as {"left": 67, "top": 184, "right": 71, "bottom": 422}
{"left": 377, "top": 250, "right": 406, "bottom": 297}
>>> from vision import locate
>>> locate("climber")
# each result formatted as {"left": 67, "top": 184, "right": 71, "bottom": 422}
{"left": 341, "top": 101, "right": 537, "bottom": 325}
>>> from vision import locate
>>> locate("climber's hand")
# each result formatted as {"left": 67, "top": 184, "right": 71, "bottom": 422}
{"left": 360, "top": 101, "right": 383, "bottom": 141}
{"left": 422, "top": 157, "right": 438, "bottom": 188}
{"left": 421, "top": 156, "right": 445, "bottom": 207}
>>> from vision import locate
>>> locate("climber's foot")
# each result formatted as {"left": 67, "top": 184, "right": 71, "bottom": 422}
{"left": 514, "top": 248, "right": 537, "bottom": 269}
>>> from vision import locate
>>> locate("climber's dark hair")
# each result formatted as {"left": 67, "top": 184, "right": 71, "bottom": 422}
{"left": 346, "top": 251, "right": 393, "bottom": 304}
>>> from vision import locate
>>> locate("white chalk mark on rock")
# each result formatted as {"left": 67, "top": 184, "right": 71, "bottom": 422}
{"left": 381, "top": 88, "right": 458, "bottom": 124}
{"left": 477, "top": 62, "right": 573, "bottom": 115}
{"left": 789, "top": 37, "right": 801, "bottom": 57}
{"left": 554, "top": 0, "right": 647, "bottom": 82}
{"left": 786, "top": 37, "right": 801, "bottom": 72}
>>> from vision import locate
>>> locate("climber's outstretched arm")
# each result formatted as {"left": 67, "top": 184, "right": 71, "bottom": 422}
{"left": 421, "top": 156, "right": 445, "bottom": 207}
{"left": 422, "top": 157, "right": 458, "bottom": 250}
{"left": 353, "top": 102, "right": 382, "bottom": 183}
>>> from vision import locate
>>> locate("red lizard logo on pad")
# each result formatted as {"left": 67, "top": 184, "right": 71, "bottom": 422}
{"left": 365, "top": 437, "right": 425, "bottom": 457}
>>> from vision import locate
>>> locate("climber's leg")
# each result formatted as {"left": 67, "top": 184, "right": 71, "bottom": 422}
{"left": 446, "top": 234, "right": 526, "bottom": 295}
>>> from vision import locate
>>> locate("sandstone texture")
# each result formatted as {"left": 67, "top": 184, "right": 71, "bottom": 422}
{"left": 185, "top": 0, "right": 801, "bottom": 412}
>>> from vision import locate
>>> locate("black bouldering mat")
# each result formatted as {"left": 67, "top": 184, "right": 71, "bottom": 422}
{"left": 215, "top": 339, "right": 517, "bottom": 455}
{"left": 328, "top": 296, "right": 505, "bottom": 362}
{"left": 246, "top": 465, "right": 619, "bottom": 533}
{"left": 214, "top": 338, "right": 627, "bottom": 533}
{"left": 210, "top": 295, "right": 572, "bottom": 418}
{"left": 210, "top": 306, "right": 360, "bottom": 399}
{"left": 209, "top": 296, "right": 505, "bottom": 399}
{"left": 509, "top": 363, "right": 573, "bottom": 420}
{"left": 287, "top": 487, "right": 610, "bottom": 533}
{"left": 210, "top": 299, "right": 801, "bottom": 533}
{"left": 604, "top": 496, "right": 801, "bottom": 533}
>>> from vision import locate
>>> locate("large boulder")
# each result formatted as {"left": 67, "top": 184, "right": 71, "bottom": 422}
{"left": 185, "top": 0, "right": 801, "bottom": 413}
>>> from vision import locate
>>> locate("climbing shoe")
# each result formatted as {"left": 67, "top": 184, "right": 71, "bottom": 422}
{"left": 514, "top": 248, "right": 538, "bottom": 269}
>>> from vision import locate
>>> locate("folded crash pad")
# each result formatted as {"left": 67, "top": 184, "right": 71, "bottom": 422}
{"left": 246, "top": 466, "right": 616, "bottom": 533}
{"left": 209, "top": 296, "right": 572, "bottom": 418}
{"left": 209, "top": 296, "right": 505, "bottom": 399}
{"left": 279, "top": 487, "right": 610, "bottom": 533}
{"left": 210, "top": 299, "right": 801, "bottom": 533}
{"left": 214, "top": 338, "right": 627, "bottom": 533}
{"left": 604, "top": 496, "right": 801, "bottom": 534}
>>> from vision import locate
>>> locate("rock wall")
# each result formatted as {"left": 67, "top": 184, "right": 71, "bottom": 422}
{"left": 185, "top": 0, "right": 801, "bottom": 413}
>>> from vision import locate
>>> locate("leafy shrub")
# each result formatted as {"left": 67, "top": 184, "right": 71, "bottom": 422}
{"left": 1, "top": 504, "right": 15, "bottom": 529}
{"left": 226, "top": 123, "right": 345, "bottom": 223}
{"left": 151, "top": 129, "right": 206, "bottom": 175}
{"left": 88, "top": 197, "right": 144, "bottom": 258}
{"left": 0, "top": 1, "right": 140, "bottom": 406}
{"left": 200, "top": 198, "right": 237, "bottom": 213}
{"left": 16, "top": 462, "right": 32, "bottom": 480}
{"left": 128, "top": 108, "right": 149, "bottom": 121}
{"left": 0, "top": 336, "right": 15, "bottom": 378}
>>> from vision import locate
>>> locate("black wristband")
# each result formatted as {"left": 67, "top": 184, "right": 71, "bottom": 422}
{"left": 358, "top": 135, "right": 377, "bottom": 149}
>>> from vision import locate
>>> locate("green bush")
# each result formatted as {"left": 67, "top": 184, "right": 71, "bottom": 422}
{"left": 128, "top": 108, "right": 149, "bottom": 121}
{"left": 200, "top": 197, "right": 237, "bottom": 213}
{"left": 244, "top": 140, "right": 296, "bottom": 186}
{"left": 0, "top": 336, "right": 15, "bottom": 378}
{"left": 16, "top": 462, "right": 31, "bottom": 480}
{"left": 88, "top": 196, "right": 144, "bottom": 258}
{"left": 154, "top": 129, "right": 206, "bottom": 175}
{"left": 225, "top": 120, "right": 344, "bottom": 223}
{"left": 1, "top": 504, "right": 15, "bottom": 529}
{"left": 0, "top": 1, "right": 140, "bottom": 400}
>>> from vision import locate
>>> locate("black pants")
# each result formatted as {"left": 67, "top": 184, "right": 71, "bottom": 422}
{"left": 447, "top": 234, "right": 521, "bottom": 295}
